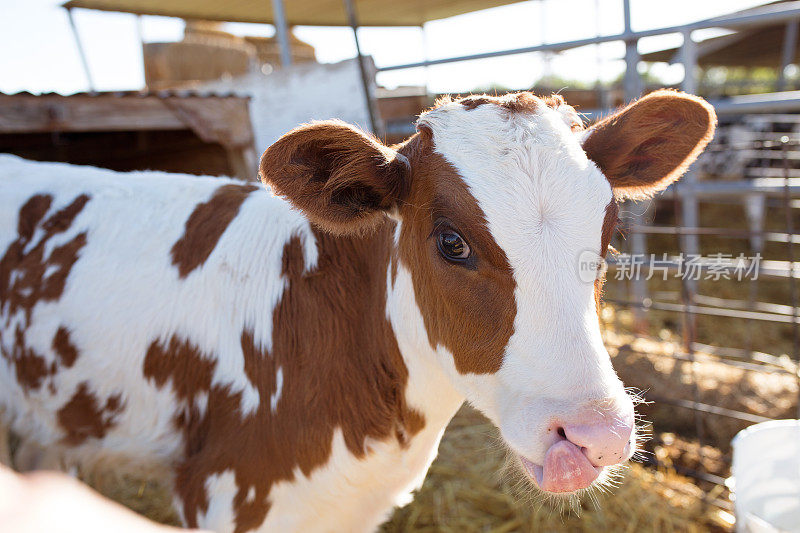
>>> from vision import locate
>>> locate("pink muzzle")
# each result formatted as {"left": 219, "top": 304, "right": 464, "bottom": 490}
{"left": 521, "top": 406, "right": 635, "bottom": 493}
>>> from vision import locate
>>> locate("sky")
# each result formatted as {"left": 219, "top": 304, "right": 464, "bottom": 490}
{"left": 0, "top": 0, "right": 774, "bottom": 95}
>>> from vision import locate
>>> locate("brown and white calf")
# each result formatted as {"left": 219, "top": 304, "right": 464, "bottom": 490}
{"left": 0, "top": 90, "right": 715, "bottom": 532}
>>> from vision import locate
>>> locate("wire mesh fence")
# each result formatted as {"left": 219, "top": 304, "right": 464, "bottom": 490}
{"left": 603, "top": 133, "right": 800, "bottom": 513}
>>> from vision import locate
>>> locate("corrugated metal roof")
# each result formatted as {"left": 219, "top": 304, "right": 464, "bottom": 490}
{"left": 62, "top": 0, "right": 525, "bottom": 27}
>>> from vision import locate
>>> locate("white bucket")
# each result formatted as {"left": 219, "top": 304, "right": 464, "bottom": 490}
{"left": 732, "top": 420, "right": 800, "bottom": 533}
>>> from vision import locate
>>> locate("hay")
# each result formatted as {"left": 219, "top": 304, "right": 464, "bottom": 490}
{"left": 382, "top": 405, "right": 721, "bottom": 533}
{"left": 86, "top": 471, "right": 181, "bottom": 527}
{"left": 602, "top": 307, "right": 798, "bottom": 452}
{"left": 76, "top": 404, "right": 721, "bottom": 532}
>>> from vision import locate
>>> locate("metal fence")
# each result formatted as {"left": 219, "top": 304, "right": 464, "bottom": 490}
{"left": 602, "top": 132, "right": 800, "bottom": 512}
{"left": 372, "top": 0, "right": 800, "bottom": 517}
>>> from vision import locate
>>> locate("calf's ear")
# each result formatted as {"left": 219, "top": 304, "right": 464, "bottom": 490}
{"left": 582, "top": 89, "right": 716, "bottom": 200}
{"left": 259, "top": 120, "right": 409, "bottom": 235}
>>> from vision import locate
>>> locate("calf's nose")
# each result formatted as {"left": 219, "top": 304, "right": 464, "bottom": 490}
{"left": 560, "top": 407, "right": 634, "bottom": 467}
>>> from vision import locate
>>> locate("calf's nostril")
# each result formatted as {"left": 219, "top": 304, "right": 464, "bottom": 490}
{"left": 556, "top": 427, "right": 566, "bottom": 439}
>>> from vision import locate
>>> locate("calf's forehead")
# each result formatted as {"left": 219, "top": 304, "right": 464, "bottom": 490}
{"left": 418, "top": 99, "right": 615, "bottom": 268}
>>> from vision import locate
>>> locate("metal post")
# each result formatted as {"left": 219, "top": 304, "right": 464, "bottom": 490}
{"left": 420, "top": 24, "right": 430, "bottom": 95}
{"left": 680, "top": 29, "right": 700, "bottom": 290}
{"left": 343, "top": 0, "right": 380, "bottom": 136}
{"left": 779, "top": 21, "right": 799, "bottom": 91}
{"left": 540, "top": 0, "right": 552, "bottom": 83}
{"left": 622, "top": 0, "right": 641, "bottom": 101}
{"left": 593, "top": 0, "right": 607, "bottom": 110}
{"left": 622, "top": 0, "right": 648, "bottom": 330}
{"left": 681, "top": 28, "right": 697, "bottom": 94}
{"left": 271, "top": 0, "right": 292, "bottom": 67}
{"left": 65, "top": 7, "right": 95, "bottom": 92}
{"left": 780, "top": 138, "right": 800, "bottom": 418}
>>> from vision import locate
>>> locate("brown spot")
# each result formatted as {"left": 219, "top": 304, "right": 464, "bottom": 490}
{"left": 457, "top": 92, "right": 539, "bottom": 114}
{"left": 394, "top": 132, "right": 517, "bottom": 375}
{"left": 170, "top": 183, "right": 258, "bottom": 278}
{"left": 10, "top": 326, "right": 53, "bottom": 392}
{"left": 1, "top": 194, "right": 89, "bottom": 392}
{"left": 57, "top": 382, "right": 124, "bottom": 445}
{"left": 16, "top": 194, "right": 52, "bottom": 241}
{"left": 144, "top": 336, "right": 215, "bottom": 407}
{"left": 542, "top": 94, "right": 566, "bottom": 110}
{"left": 147, "top": 228, "right": 425, "bottom": 531}
{"left": 583, "top": 89, "right": 716, "bottom": 200}
{"left": 52, "top": 326, "right": 78, "bottom": 368}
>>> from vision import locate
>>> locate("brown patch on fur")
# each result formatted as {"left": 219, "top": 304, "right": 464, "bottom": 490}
{"left": 543, "top": 94, "right": 584, "bottom": 132}
{"left": 9, "top": 327, "right": 52, "bottom": 392}
{"left": 1, "top": 194, "right": 89, "bottom": 392}
{"left": 170, "top": 183, "right": 258, "bottom": 278}
{"left": 57, "top": 383, "right": 123, "bottom": 445}
{"left": 395, "top": 133, "right": 517, "bottom": 374}
{"left": 260, "top": 120, "right": 410, "bottom": 236}
{"left": 583, "top": 89, "right": 716, "bottom": 200}
{"left": 542, "top": 94, "right": 566, "bottom": 109}
{"left": 457, "top": 92, "right": 539, "bottom": 114}
{"left": 52, "top": 327, "right": 79, "bottom": 368}
{"left": 144, "top": 336, "right": 215, "bottom": 408}
{"left": 600, "top": 200, "right": 619, "bottom": 259}
{"left": 146, "top": 226, "right": 424, "bottom": 531}
{"left": 595, "top": 200, "right": 620, "bottom": 314}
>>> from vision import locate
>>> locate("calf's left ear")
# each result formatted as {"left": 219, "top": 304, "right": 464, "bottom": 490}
{"left": 582, "top": 89, "right": 716, "bottom": 200}
{"left": 259, "top": 120, "right": 409, "bottom": 235}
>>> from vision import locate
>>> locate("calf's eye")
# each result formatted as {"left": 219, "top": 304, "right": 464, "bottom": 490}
{"left": 437, "top": 231, "right": 471, "bottom": 261}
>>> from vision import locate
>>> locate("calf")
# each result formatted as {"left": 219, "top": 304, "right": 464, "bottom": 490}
{"left": 0, "top": 90, "right": 715, "bottom": 532}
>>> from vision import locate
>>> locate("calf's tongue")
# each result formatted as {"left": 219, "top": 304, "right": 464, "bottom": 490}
{"left": 539, "top": 440, "right": 599, "bottom": 492}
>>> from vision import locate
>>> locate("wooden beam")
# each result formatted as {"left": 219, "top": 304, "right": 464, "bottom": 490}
{"left": 0, "top": 95, "right": 255, "bottom": 153}
{"left": 0, "top": 94, "right": 186, "bottom": 133}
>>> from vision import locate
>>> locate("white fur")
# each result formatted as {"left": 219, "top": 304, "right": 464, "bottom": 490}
{"left": 199, "top": 470, "right": 239, "bottom": 531}
{"left": 261, "top": 424, "right": 448, "bottom": 533}
{"left": 417, "top": 100, "right": 633, "bottom": 465}
{"left": 0, "top": 96, "right": 636, "bottom": 532}
{"left": 0, "top": 155, "right": 318, "bottom": 463}
{"left": 0, "top": 155, "right": 460, "bottom": 532}
{"left": 270, "top": 366, "right": 283, "bottom": 413}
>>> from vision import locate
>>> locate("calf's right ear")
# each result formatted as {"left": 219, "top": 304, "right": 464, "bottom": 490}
{"left": 259, "top": 120, "right": 410, "bottom": 235}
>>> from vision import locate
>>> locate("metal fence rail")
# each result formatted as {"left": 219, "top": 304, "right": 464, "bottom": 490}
{"left": 603, "top": 135, "right": 800, "bottom": 507}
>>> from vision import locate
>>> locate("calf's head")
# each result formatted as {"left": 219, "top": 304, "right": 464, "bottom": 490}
{"left": 260, "top": 90, "right": 715, "bottom": 495}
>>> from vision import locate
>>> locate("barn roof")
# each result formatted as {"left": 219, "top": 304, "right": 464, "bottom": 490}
{"left": 641, "top": 1, "right": 800, "bottom": 68}
{"left": 61, "top": 0, "right": 525, "bottom": 27}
